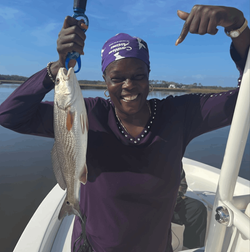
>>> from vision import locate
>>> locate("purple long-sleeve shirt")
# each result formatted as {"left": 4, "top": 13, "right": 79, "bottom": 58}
{"left": 0, "top": 44, "right": 245, "bottom": 252}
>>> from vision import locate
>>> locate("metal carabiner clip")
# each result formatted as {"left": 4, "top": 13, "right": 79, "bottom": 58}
{"left": 65, "top": 0, "right": 89, "bottom": 73}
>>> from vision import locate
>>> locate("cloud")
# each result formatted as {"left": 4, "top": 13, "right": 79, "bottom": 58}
{"left": 88, "top": 13, "right": 107, "bottom": 20}
{"left": 191, "top": 74, "right": 207, "bottom": 80}
{"left": 121, "top": 0, "right": 159, "bottom": 24}
{"left": 118, "top": 0, "right": 185, "bottom": 35}
{"left": 31, "top": 22, "right": 61, "bottom": 46}
{"left": 0, "top": 6, "right": 22, "bottom": 20}
{"left": 0, "top": 6, "right": 27, "bottom": 33}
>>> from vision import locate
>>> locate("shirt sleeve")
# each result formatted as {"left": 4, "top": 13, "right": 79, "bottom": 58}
{"left": 183, "top": 43, "right": 247, "bottom": 145}
{"left": 0, "top": 68, "right": 55, "bottom": 138}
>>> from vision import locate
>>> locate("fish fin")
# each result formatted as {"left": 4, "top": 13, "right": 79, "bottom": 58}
{"left": 80, "top": 113, "right": 85, "bottom": 134}
{"left": 86, "top": 116, "right": 89, "bottom": 131}
{"left": 58, "top": 198, "right": 83, "bottom": 222}
{"left": 80, "top": 163, "right": 88, "bottom": 185}
{"left": 51, "top": 143, "right": 67, "bottom": 190}
{"left": 66, "top": 107, "right": 75, "bottom": 131}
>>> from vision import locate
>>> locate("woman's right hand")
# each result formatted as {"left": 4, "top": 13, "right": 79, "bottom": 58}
{"left": 50, "top": 16, "right": 87, "bottom": 77}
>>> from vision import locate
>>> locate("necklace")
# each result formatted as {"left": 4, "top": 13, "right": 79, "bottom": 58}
{"left": 115, "top": 101, "right": 151, "bottom": 135}
{"left": 114, "top": 100, "right": 156, "bottom": 144}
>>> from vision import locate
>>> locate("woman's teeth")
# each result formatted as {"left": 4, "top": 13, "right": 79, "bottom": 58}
{"left": 122, "top": 95, "right": 138, "bottom": 102}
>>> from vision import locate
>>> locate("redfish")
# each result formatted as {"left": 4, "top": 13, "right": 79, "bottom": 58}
{"left": 51, "top": 67, "right": 88, "bottom": 220}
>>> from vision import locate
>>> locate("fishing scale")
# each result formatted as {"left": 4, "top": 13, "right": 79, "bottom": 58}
{"left": 65, "top": 0, "right": 89, "bottom": 73}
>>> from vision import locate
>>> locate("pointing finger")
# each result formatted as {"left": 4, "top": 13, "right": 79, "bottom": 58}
{"left": 175, "top": 11, "right": 193, "bottom": 46}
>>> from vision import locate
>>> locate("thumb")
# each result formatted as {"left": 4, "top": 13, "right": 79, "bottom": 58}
{"left": 63, "top": 16, "right": 78, "bottom": 29}
{"left": 177, "top": 10, "right": 189, "bottom": 20}
{"left": 68, "top": 59, "right": 77, "bottom": 68}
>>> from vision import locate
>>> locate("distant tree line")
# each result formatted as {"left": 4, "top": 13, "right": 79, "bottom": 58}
{"left": 78, "top": 80, "right": 104, "bottom": 85}
{"left": 149, "top": 80, "right": 231, "bottom": 89}
{"left": 0, "top": 74, "right": 232, "bottom": 89}
{"left": 0, "top": 74, "right": 28, "bottom": 81}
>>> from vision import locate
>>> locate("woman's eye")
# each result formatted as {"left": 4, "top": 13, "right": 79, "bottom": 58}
{"left": 111, "top": 78, "right": 124, "bottom": 83}
{"left": 134, "top": 75, "right": 145, "bottom": 80}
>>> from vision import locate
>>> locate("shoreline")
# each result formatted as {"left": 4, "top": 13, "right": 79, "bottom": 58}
{"left": 0, "top": 80, "right": 234, "bottom": 93}
{"left": 79, "top": 85, "right": 234, "bottom": 93}
{"left": 0, "top": 80, "right": 24, "bottom": 84}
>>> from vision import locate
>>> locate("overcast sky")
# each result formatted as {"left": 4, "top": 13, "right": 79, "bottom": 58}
{"left": 0, "top": 0, "right": 249, "bottom": 86}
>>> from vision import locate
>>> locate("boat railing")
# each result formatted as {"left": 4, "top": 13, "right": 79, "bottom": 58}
{"left": 232, "top": 194, "right": 250, "bottom": 209}
{"left": 205, "top": 48, "right": 250, "bottom": 252}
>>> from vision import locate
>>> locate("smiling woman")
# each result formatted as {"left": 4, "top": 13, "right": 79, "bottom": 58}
{"left": 101, "top": 33, "right": 152, "bottom": 138}
{"left": 104, "top": 58, "right": 150, "bottom": 138}
{"left": 0, "top": 3, "right": 249, "bottom": 252}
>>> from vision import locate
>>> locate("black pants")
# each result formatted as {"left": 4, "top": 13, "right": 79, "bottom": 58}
{"left": 171, "top": 196, "right": 207, "bottom": 249}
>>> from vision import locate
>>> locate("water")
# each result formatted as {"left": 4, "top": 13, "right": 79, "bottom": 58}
{"left": 0, "top": 84, "right": 249, "bottom": 252}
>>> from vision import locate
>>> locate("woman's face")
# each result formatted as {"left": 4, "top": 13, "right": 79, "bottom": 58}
{"left": 103, "top": 58, "right": 150, "bottom": 116}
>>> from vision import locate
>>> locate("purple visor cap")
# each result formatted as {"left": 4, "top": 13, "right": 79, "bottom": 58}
{"left": 101, "top": 33, "right": 150, "bottom": 73}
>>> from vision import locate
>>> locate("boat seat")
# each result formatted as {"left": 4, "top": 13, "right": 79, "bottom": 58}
{"left": 171, "top": 222, "right": 185, "bottom": 251}
{"left": 185, "top": 189, "right": 214, "bottom": 210}
{"left": 171, "top": 189, "right": 211, "bottom": 252}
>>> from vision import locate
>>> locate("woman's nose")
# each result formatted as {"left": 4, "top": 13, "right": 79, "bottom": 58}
{"left": 122, "top": 79, "right": 133, "bottom": 88}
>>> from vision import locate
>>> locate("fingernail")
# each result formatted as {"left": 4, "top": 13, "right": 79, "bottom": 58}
{"left": 175, "top": 38, "right": 180, "bottom": 46}
{"left": 80, "top": 23, "right": 88, "bottom": 30}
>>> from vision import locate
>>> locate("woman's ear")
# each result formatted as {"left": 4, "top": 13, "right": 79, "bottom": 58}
{"left": 148, "top": 69, "right": 150, "bottom": 78}
{"left": 102, "top": 74, "right": 106, "bottom": 82}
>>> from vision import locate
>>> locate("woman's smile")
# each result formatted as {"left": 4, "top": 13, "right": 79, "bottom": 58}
{"left": 120, "top": 94, "right": 139, "bottom": 102}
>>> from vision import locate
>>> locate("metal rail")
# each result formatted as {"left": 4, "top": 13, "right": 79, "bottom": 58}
{"left": 205, "top": 48, "right": 250, "bottom": 251}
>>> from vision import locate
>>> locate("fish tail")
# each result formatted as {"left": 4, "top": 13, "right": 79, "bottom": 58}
{"left": 58, "top": 198, "right": 83, "bottom": 222}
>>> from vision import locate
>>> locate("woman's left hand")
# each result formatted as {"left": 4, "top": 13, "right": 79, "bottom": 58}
{"left": 175, "top": 5, "right": 245, "bottom": 45}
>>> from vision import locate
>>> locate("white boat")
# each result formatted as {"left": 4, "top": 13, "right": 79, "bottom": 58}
{"left": 13, "top": 50, "right": 250, "bottom": 252}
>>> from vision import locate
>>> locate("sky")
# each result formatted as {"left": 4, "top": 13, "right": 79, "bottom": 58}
{"left": 0, "top": 0, "right": 249, "bottom": 87}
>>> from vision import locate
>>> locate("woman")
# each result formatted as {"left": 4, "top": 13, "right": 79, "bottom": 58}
{"left": 0, "top": 4, "right": 249, "bottom": 252}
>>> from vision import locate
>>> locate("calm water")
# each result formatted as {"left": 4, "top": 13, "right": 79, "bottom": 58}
{"left": 0, "top": 84, "right": 249, "bottom": 252}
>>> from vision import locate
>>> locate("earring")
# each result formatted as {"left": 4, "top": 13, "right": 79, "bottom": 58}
{"left": 149, "top": 85, "right": 154, "bottom": 93}
{"left": 104, "top": 89, "right": 110, "bottom": 97}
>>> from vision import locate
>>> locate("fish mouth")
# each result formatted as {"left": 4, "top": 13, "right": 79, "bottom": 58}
{"left": 58, "top": 67, "right": 75, "bottom": 81}
{"left": 63, "top": 68, "right": 68, "bottom": 76}
{"left": 67, "top": 67, "right": 75, "bottom": 76}
{"left": 121, "top": 94, "right": 139, "bottom": 102}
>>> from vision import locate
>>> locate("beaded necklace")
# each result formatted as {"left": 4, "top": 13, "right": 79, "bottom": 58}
{"left": 113, "top": 99, "right": 157, "bottom": 144}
